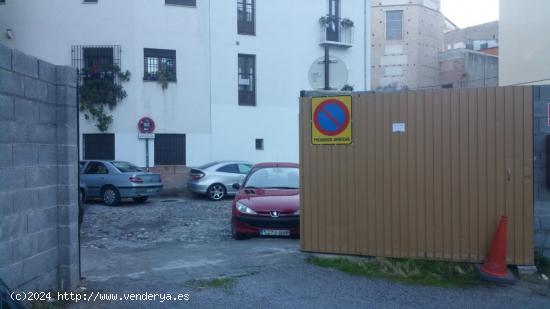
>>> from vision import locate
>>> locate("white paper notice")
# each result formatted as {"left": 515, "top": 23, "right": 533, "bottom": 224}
{"left": 392, "top": 123, "right": 406, "bottom": 133}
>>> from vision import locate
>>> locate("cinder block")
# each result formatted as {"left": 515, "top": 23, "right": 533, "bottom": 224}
{"left": 37, "top": 186, "right": 57, "bottom": 209}
{"left": 56, "top": 126, "right": 77, "bottom": 145}
{"left": 56, "top": 105, "right": 77, "bottom": 129}
{"left": 0, "top": 144, "right": 13, "bottom": 168}
{"left": 0, "top": 94, "right": 14, "bottom": 120}
{"left": 55, "top": 66, "right": 77, "bottom": 88}
{"left": 25, "top": 166, "right": 56, "bottom": 188}
{"left": 39, "top": 102, "right": 56, "bottom": 125}
{"left": 38, "top": 60, "right": 56, "bottom": 84}
{"left": 23, "top": 77, "right": 48, "bottom": 101}
{"left": 0, "top": 121, "right": 27, "bottom": 144}
{"left": 535, "top": 232, "right": 547, "bottom": 247}
{"left": 541, "top": 215, "right": 550, "bottom": 231}
{"left": 534, "top": 101, "right": 548, "bottom": 117}
{"left": 14, "top": 98, "right": 39, "bottom": 123}
{"left": 27, "top": 207, "right": 57, "bottom": 233}
{"left": 538, "top": 118, "right": 550, "bottom": 134}
{"left": 38, "top": 144, "right": 57, "bottom": 165}
{"left": 538, "top": 186, "right": 550, "bottom": 202}
{"left": 58, "top": 243, "right": 79, "bottom": 266}
{"left": 0, "top": 262, "right": 23, "bottom": 289}
{"left": 57, "top": 146, "right": 77, "bottom": 165}
{"left": 13, "top": 189, "right": 39, "bottom": 212}
{"left": 57, "top": 165, "right": 77, "bottom": 186}
{"left": 12, "top": 49, "right": 38, "bottom": 78}
{"left": 27, "top": 124, "right": 56, "bottom": 144}
{"left": 46, "top": 83, "right": 56, "bottom": 104}
{"left": 57, "top": 185, "right": 77, "bottom": 206}
{"left": 12, "top": 233, "right": 39, "bottom": 261}
{"left": 33, "top": 269, "right": 58, "bottom": 292}
{"left": 56, "top": 85, "right": 77, "bottom": 107}
{"left": 37, "top": 228, "right": 57, "bottom": 252}
{"left": 13, "top": 144, "right": 38, "bottom": 167}
{"left": 0, "top": 167, "right": 26, "bottom": 192}
{"left": 0, "top": 44, "right": 12, "bottom": 70}
{"left": 0, "top": 241, "right": 12, "bottom": 267}
{"left": 58, "top": 263, "right": 79, "bottom": 291}
{"left": 58, "top": 203, "right": 78, "bottom": 226}
{"left": 541, "top": 86, "right": 550, "bottom": 101}
{"left": 0, "top": 69, "right": 25, "bottom": 97}
{"left": 0, "top": 213, "right": 27, "bottom": 241}
{"left": 58, "top": 223, "right": 78, "bottom": 247}
{"left": 0, "top": 191, "right": 14, "bottom": 216}
{"left": 22, "top": 251, "right": 47, "bottom": 282}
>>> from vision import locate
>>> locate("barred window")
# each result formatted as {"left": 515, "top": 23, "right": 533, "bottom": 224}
{"left": 143, "top": 48, "right": 177, "bottom": 82}
{"left": 386, "top": 10, "right": 403, "bottom": 40}
{"left": 237, "top": 0, "right": 255, "bottom": 35}
{"left": 165, "top": 0, "right": 196, "bottom": 6}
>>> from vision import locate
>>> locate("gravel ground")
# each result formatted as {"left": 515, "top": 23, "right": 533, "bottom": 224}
{"left": 69, "top": 196, "right": 550, "bottom": 309}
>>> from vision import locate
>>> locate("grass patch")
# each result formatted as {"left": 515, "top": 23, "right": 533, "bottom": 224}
{"left": 186, "top": 277, "right": 236, "bottom": 290}
{"left": 535, "top": 252, "right": 550, "bottom": 276}
{"left": 307, "top": 256, "right": 480, "bottom": 288}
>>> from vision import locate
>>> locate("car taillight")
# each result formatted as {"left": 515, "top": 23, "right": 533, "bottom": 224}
{"left": 130, "top": 176, "right": 144, "bottom": 183}
{"left": 191, "top": 173, "right": 205, "bottom": 180}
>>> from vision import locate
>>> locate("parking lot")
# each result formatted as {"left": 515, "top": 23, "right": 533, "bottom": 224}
{"left": 74, "top": 196, "right": 550, "bottom": 309}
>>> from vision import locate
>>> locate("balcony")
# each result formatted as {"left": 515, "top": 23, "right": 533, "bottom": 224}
{"left": 319, "top": 16, "right": 354, "bottom": 48}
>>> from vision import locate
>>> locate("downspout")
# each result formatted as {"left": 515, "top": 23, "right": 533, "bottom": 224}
{"left": 363, "top": 0, "right": 369, "bottom": 91}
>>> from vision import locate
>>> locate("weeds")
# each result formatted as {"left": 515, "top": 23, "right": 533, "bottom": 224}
{"left": 186, "top": 277, "right": 236, "bottom": 290}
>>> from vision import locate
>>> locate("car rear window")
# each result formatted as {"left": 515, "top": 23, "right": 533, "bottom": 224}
{"left": 197, "top": 161, "right": 219, "bottom": 170}
{"left": 112, "top": 161, "right": 144, "bottom": 173}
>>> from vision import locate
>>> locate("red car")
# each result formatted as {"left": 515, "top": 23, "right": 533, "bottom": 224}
{"left": 230, "top": 162, "right": 300, "bottom": 239}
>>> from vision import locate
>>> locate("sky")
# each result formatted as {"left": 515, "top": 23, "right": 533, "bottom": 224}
{"left": 441, "top": 0, "right": 499, "bottom": 28}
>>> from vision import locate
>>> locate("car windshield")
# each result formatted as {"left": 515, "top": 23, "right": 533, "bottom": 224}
{"left": 112, "top": 161, "right": 144, "bottom": 173}
{"left": 244, "top": 167, "right": 299, "bottom": 189}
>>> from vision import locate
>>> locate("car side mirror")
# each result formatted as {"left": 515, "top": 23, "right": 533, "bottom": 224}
{"left": 232, "top": 183, "right": 241, "bottom": 190}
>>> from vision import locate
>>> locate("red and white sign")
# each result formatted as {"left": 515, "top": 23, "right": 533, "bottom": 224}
{"left": 138, "top": 117, "right": 156, "bottom": 134}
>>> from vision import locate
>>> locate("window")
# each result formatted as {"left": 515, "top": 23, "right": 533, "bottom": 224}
{"left": 83, "top": 0, "right": 98, "bottom": 3}
{"left": 238, "top": 54, "right": 256, "bottom": 106}
{"left": 238, "top": 164, "right": 252, "bottom": 174}
{"left": 144, "top": 48, "right": 177, "bottom": 82}
{"left": 165, "top": 0, "right": 196, "bottom": 6}
{"left": 84, "top": 162, "right": 109, "bottom": 175}
{"left": 255, "top": 138, "right": 264, "bottom": 150}
{"left": 238, "top": 0, "right": 255, "bottom": 35}
{"left": 386, "top": 10, "right": 403, "bottom": 40}
{"left": 154, "top": 134, "right": 186, "bottom": 165}
{"left": 112, "top": 161, "right": 144, "bottom": 173}
{"left": 83, "top": 134, "right": 115, "bottom": 160}
{"left": 82, "top": 47, "right": 115, "bottom": 81}
{"left": 326, "top": 0, "right": 341, "bottom": 41}
{"left": 217, "top": 164, "right": 240, "bottom": 174}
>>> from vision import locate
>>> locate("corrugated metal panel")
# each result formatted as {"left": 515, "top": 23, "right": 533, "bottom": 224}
{"left": 299, "top": 87, "right": 534, "bottom": 265}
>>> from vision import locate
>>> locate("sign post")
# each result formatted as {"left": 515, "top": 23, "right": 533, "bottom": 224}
{"left": 311, "top": 96, "right": 352, "bottom": 145}
{"left": 137, "top": 117, "right": 156, "bottom": 170}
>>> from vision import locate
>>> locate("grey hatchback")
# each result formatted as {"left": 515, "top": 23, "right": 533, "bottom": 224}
{"left": 187, "top": 161, "right": 253, "bottom": 200}
{"left": 80, "top": 160, "right": 163, "bottom": 206}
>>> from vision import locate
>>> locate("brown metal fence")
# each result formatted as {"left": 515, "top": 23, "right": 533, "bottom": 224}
{"left": 299, "top": 87, "right": 534, "bottom": 265}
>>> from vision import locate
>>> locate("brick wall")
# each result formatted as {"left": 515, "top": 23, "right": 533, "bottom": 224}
{"left": 0, "top": 44, "right": 79, "bottom": 291}
{"left": 533, "top": 86, "right": 550, "bottom": 257}
{"left": 149, "top": 165, "right": 190, "bottom": 196}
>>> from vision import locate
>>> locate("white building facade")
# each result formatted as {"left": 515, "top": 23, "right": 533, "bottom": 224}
{"left": 0, "top": 0, "right": 371, "bottom": 167}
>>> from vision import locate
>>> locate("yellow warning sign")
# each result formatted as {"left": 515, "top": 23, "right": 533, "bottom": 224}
{"left": 311, "top": 96, "right": 352, "bottom": 145}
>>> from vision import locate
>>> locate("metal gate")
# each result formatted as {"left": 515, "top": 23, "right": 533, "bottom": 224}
{"left": 299, "top": 87, "right": 534, "bottom": 265}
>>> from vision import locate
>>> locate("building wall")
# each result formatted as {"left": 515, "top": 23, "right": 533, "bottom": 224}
{"left": 444, "top": 21, "right": 498, "bottom": 51}
{"left": 371, "top": 0, "right": 445, "bottom": 90}
{"left": 500, "top": 0, "right": 550, "bottom": 86}
{"left": 0, "top": 0, "right": 371, "bottom": 168}
{"left": 439, "top": 49, "right": 498, "bottom": 88}
{"left": 0, "top": 44, "right": 80, "bottom": 291}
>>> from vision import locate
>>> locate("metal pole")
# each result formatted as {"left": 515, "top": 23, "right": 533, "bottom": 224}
{"left": 145, "top": 139, "right": 150, "bottom": 171}
{"left": 324, "top": 45, "right": 330, "bottom": 90}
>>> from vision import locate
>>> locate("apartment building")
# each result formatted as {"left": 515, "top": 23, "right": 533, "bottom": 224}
{"left": 0, "top": 0, "right": 371, "bottom": 167}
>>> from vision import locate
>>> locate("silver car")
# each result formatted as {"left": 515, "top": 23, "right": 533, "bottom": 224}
{"left": 80, "top": 160, "right": 163, "bottom": 206}
{"left": 187, "top": 161, "right": 253, "bottom": 200}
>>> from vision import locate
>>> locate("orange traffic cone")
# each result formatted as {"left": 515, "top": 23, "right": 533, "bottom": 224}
{"left": 475, "top": 215, "right": 516, "bottom": 284}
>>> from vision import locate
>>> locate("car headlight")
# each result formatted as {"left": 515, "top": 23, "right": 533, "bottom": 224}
{"left": 236, "top": 202, "right": 257, "bottom": 215}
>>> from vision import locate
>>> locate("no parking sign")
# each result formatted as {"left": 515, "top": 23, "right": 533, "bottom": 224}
{"left": 311, "top": 96, "right": 352, "bottom": 145}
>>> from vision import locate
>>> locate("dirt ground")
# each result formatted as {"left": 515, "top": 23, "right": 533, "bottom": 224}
{"left": 67, "top": 195, "right": 550, "bottom": 309}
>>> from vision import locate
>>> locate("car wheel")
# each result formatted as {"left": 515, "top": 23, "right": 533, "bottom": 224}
{"left": 231, "top": 222, "right": 247, "bottom": 240}
{"left": 133, "top": 196, "right": 149, "bottom": 203}
{"left": 102, "top": 186, "right": 121, "bottom": 206}
{"left": 207, "top": 183, "right": 226, "bottom": 201}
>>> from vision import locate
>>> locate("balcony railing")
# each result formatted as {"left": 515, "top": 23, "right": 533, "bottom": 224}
{"left": 319, "top": 16, "right": 354, "bottom": 48}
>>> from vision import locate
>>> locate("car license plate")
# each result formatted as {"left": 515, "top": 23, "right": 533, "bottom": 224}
{"left": 260, "top": 229, "right": 290, "bottom": 237}
{"left": 146, "top": 188, "right": 157, "bottom": 193}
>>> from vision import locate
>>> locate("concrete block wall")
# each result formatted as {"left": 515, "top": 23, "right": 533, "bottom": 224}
{"left": 0, "top": 44, "right": 80, "bottom": 291}
{"left": 533, "top": 85, "right": 550, "bottom": 257}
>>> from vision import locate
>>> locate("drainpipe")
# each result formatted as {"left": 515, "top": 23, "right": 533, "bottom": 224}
{"left": 363, "top": 0, "right": 369, "bottom": 91}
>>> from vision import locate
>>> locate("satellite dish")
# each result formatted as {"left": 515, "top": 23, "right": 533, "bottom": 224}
{"left": 308, "top": 55, "right": 349, "bottom": 90}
